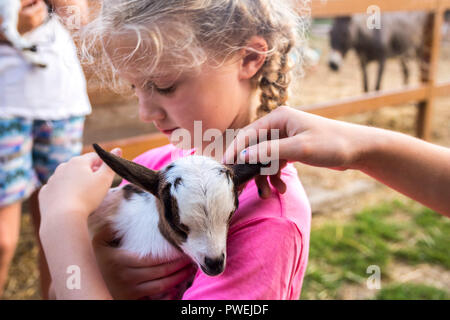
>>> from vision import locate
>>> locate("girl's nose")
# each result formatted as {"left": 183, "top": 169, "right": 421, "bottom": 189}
{"left": 138, "top": 103, "right": 166, "bottom": 123}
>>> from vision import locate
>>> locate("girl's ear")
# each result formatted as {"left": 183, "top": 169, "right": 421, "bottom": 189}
{"left": 93, "top": 144, "right": 160, "bottom": 197}
{"left": 227, "top": 163, "right": 265, "bottom": 188}
{"left": 239, "top": 36, "right": 269, "bottom": 80}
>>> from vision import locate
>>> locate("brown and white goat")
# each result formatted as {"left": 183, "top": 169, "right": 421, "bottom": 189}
{"left": 89, "top": 144, "right": 263, "bottom": 277}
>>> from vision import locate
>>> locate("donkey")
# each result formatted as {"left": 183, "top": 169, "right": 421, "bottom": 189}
{"left": 328, "top": 13, "right": 427, "bottom": 92}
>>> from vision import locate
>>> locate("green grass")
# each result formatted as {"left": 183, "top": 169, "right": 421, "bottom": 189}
{"left": 301, "top": 200, "right": 450, "bottom": 300}
{"left": 394, "top": 208, "right": 450, "bottom": 268}
{"left": 375, "top": 283, "right": 449, "bottom": 300}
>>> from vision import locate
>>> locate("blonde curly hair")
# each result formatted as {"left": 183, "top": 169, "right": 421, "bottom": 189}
{"left": 81, "top": 0, "right": 310, "bottom": 116}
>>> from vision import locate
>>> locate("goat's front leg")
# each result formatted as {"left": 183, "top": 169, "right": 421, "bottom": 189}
{"left": 0, "top": 1, "right": 36, "bottom": 52}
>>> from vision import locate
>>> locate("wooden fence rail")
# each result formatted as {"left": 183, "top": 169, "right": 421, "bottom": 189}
{"left": 83, "top": 0, "right": 450, "bottom": 159}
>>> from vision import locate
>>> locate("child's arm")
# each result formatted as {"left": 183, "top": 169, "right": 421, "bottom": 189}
{"left": 224, "top": 106, "right": 450, "bottom": 216}
{"left": 39, "top": 209, "right": 112, "bottom": 300}
{"left": 38, "top": 151, "right": 121, "bottom": 299}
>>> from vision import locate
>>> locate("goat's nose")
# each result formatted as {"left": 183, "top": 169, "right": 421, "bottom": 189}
{"left": 203, "top": 254, "right": 225, "bottom": 276}
{"left": 329, "top": 61, "right": 339, "bottom": 71}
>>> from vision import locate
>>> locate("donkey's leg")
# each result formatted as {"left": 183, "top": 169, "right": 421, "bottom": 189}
{"left": 359, "top": 56, "right": 369, "bottom": 93}
{"left": 375, "top": 59, "right": 386, "bottom": 91}
{"left": 400, "top": 58, "right": 410, "bottom": 86}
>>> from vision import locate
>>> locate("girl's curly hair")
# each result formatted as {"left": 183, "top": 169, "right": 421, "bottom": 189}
{"left": 80, "top": 0, "right": 310, "bottom": 116}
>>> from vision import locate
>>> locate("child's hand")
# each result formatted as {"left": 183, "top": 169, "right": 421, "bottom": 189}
{"left": 92, "top": 225, "right": 196, "bottom": 300}
{"left": 39, "top": 149, "right": 122, "bottom": 223}
{"left": 223, "top": 106, "right": 369, "bottom": 197}
{"left": 18, "top": 0, "right": 48, "bottom": 34}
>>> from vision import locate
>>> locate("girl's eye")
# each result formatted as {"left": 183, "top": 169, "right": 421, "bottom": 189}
{"left": 141, "top": 81, "right": 177, "bottom": 95}
{"left": 155, "top": 84, "right": 177, "bottom": 95}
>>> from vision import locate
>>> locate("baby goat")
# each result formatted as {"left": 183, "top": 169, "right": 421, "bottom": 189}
{"left": 0, "top": 0, "right": 46, "bottom": 67}
{"left": 89, "top": 144, "right": 263, "bottom": 278}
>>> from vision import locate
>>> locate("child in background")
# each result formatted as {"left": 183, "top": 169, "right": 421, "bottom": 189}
{"left": 39, "top": 0, "right": 312, "bottom": 299}
{"left": 0, "top": 0, "right": 91, "bottom": 298}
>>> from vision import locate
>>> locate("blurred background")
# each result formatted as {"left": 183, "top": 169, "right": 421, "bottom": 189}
{"left": 3, "top": 0, "right": 449, "bottom": 299}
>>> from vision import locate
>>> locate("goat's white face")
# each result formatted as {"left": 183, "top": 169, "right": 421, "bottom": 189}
{"left": 93, "top": 144, "right": 262, "bottom": 277}
{"left": 162, "top": 157, "right": 237, "bottom": 276}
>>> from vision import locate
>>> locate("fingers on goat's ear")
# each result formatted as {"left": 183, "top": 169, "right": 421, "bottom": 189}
{"left": 228, "top": 163, "right": 265, "bottom": 187}
{"left": 92, "top": 144, "right": 160, "bottom": 196}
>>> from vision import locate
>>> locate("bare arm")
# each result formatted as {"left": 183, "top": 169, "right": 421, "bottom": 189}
{"left": 39, "top": 214, "right": 113, "bottom": 300}
{"left": 355, "top": 128, "right": 450, "bottom": 215}
{"left": 38, "top": 152, "right": 120, "bottom": 299}
{"left": 224, "top": 106, "right": 450, "bottom": 216}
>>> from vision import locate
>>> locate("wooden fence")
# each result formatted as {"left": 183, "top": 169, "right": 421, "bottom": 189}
{"left": 83, "top": 0, "right": 450, "bottom": 159}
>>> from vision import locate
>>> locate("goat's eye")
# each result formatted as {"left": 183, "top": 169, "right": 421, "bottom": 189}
{"left": 219, "top": 168, "right": 232, "bottom": 183}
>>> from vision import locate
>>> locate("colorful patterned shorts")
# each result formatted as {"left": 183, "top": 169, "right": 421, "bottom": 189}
{"left": 0, "top": 116, "right": 85, "bottom": 207}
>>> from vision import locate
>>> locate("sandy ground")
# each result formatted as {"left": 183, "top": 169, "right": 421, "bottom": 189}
{"left": 3, "top": 26, "right": 450, "bottom": 300}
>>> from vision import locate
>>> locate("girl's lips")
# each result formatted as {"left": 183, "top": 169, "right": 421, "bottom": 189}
{"left": 160, "top": 128, "right": 178, "bottom": 135}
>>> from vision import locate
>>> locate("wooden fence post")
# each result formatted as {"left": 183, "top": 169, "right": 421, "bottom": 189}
{"left": 417, "top": 1, "right": 444, "bottom": 140}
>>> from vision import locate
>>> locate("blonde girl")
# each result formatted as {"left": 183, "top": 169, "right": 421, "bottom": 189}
{"left": 39, "top": 0, "right": 312, "bottom": 299}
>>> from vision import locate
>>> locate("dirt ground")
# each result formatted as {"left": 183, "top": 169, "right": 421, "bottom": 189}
{"left": 3, "top": 24, "right": 450, "bottom": 300}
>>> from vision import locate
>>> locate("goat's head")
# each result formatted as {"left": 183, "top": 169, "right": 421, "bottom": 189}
{"left": 93, "top": 144, "right": 263, "bottom": 276}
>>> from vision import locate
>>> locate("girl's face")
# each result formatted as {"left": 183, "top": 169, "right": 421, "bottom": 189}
{"left": 105, "top": 33, "right": 263, "bottom": 151}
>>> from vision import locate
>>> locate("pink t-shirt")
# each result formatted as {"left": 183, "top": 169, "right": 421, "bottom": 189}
{"left": 123, "top": 144, "right": 311, "bottom": 300}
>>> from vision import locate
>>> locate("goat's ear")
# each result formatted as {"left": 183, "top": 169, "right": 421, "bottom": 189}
{"left": 93, "top": 144, "right": 160, "bottom": 197}
{"left": 227, "top": 163, "right": 265, "bottom": 188}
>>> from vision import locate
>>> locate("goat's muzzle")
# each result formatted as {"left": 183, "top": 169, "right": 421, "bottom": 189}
{"left": 201, "top": 254, "right": 225, "bottom": 276}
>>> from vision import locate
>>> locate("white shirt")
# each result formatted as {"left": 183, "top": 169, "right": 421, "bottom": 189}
{"left": 0, "top": 17, "right": 92, "bottom": 120}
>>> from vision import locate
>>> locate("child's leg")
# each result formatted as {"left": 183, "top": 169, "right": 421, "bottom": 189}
{"left": 0, "top": 202, "right": 21, "bottom": 297}
{"left": 0, "top": 117, "right": 37, "bottom": 298}
{"left": 31, "top": 116, "right": 86, "bottom": 299}
{"left": 28, "top": 189, "right": 52, "bottom": 299}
